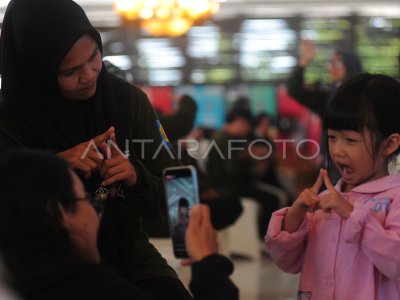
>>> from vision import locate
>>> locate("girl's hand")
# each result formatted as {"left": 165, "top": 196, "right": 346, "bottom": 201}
{"left": 99, "top": 132, "right": 137, "bottom": 187}
{"left": 58, "top": 127, "right": 113, "bottom": 179}
{"left": 319, "top": 171, "right": 353, "bottom": 219}
{"left": 289, "top": 168, "right": 324, "bottom": 217}
{"left": 283, "top": 168, "right": 324, "bottom": 232}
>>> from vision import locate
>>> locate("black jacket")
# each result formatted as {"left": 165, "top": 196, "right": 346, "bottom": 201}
{"left": 0, "top": 0, "right": 178, "bottom": 286}
{"left": 287, "top": 51, "right": 362, "bottom": 119}
{"left": 287, "top": 66, "right": 330, "bottom": 118}
{"left": 14, "top": 255, "right": 237, "bottom": 300}
{"left": 159, "top": 95, "right": 197, "bottom": 141}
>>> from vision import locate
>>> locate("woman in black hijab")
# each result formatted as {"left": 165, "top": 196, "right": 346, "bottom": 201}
{"left": 0, "top": 0, "right": 191, "bottom": 298}
{"left": 287, "top": 40, "right": 363, "bottom": 119}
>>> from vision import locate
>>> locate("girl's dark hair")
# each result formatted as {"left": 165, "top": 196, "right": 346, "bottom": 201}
{"left": 0, "top": 149, "right": 79, "bottom": 279}
{"left": 323, "top": 73, "right": 400, "bottom": 175}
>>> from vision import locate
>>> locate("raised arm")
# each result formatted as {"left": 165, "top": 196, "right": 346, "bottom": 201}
{"left": 287, "top": 40, "right": 329, "bottom": 118}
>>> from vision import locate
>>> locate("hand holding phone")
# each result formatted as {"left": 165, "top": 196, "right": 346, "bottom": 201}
{"left": 163, "top": 165, "right": 199, "bottom": 258}
{"left": 181, "top": 204, "right": 218, "bottom": 266}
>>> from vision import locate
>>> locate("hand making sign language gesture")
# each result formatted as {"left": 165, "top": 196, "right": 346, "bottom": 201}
{"left": 283, "top": 169, "right": 354, "bottom": 233}
{"left": 99, "top": 131, "right": 137, "bottom": 187}
{"left": 58, "top": 127, "right": 115, "bottom": 179}
{"left": 319, "top": 170, "right": 353, "bottom": 219}
{"left": 283, "top": 168, "right": 324, "bottom": 233}
{"left": 58, "top": 126, "right": 137, "bottom": 187}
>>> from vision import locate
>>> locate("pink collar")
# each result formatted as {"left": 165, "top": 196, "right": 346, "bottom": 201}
{"left": 335, "top": 174, "right": 400, "bottom": 194}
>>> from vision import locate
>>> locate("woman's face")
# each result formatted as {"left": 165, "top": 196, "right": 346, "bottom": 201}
{"left": 61, "top": 171, "right": 100, "bottom": 263}
{"left": 328, "top": 54, "right": 346, "bottom": 82}
{"left": 57, "top": 35, "right": 102, "bottom": 100}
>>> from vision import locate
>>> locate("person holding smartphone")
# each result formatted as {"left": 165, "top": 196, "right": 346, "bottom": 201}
{"left": 0, "top": 150, "right": 238, "bottom": 300}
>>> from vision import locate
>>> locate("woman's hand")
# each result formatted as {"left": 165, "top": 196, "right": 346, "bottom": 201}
{"left": 99, "top": 132, "right": 137, "bottom": 187}
{"left": 299, "top": 40, "right": 316, "bottom": 67}
{"left": 181, "top": 204, "right": 218, "bottom": 266}
{"left": 319, "top": 171, "right": 353, "bottom": 219}
{"left": 58, "top": 127, "right": 114, "bottom": 179}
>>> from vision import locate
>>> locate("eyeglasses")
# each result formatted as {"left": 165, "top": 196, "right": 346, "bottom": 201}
{"left": 76, "top": 193, "right": 105, "bottom": 217}
{"left": 326, "top": 61, "right": 344, "bottom": 70}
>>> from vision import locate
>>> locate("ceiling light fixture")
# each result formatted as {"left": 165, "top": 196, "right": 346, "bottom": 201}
{"left": 114, "top": 0, "right": 220, "bottom": 37}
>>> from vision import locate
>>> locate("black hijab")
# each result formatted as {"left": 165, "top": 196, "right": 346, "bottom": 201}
{"left": 0, "top": 0, "right": 146, "bottom": 278}
{"left": 336, "top": 50, "right": 362, "bottom": 81}
{"left": 0, "top": 0, "right": 130, "bottom": 153}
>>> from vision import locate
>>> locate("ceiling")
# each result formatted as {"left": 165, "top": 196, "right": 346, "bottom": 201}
{"left": 0, "top": 0, "right": 399, "bottom": 27}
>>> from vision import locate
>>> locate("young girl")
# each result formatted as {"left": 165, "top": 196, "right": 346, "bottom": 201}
{"left": 266, "top": 73, "right": 400, "bottom": 300}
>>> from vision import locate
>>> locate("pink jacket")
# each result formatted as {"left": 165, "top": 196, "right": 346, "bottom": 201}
{"left": 266, "top": 175, "right": 400, "bottom": 300}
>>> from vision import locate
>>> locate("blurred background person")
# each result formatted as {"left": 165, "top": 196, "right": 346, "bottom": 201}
{"left": 206, "top": 106, "right": 253, "bottom": 199}
{"left": 249, "top": 113, "right": 290, "bottom": 237}
{"left": 287, "top": 39, "right": 362, "bottom": 119}
{"left": 251, "top": 113, "right": 281, "bottom": 189}
{"left": 182, "top": 127, "right": 243, "bottom": 231}
{"left": 158, "top": 94, "right": 198, "bottom": 142}
{"left": 206, "top": 106, "right": 281, "bottom": 239}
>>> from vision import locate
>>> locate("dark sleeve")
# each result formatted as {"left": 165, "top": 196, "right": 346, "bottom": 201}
{"left": 0, "top": 104, "right": 24, "bottom": 157}
{"left": 190, "top": 254, "right": 239, "bottom": 300}
{"left": 93, "top": 270, "right": 153, "bottom": 300}
{"left": 0, "top": 127, "right": 23, "bottom": 155}
{"left": 286, "top": 66, "right": 329, "bottom": 118}
{"left": 159, "top": 95, "right": 197, "bottom": 141}
{"left": 125, "top": 87, "right": 178, "bottom": 219}
{"left": 73, "top": 265, "right": 155, "bottom": 300}
{"left": 201, "top": 196, "right": 243, "bottom": 230}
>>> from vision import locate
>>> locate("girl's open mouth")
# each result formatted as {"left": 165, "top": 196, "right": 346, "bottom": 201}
{"left": 337, "top": 163, "right": 355, "bottom": 180}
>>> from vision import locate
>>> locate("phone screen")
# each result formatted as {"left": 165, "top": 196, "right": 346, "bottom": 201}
{"left": 163, "top": 166, "right": 199, "bottom": 258}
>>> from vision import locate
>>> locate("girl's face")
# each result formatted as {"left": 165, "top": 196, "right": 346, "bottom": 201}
{"left": 327, "top": 128, "right": 387, "bottom": 192}
{"left": 57, "top": 34, "right": 102, "bottom": 100}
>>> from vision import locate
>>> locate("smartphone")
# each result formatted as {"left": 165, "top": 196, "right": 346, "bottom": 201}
{"left": 163, "top": 165, "right": 200, "bottom": 258}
